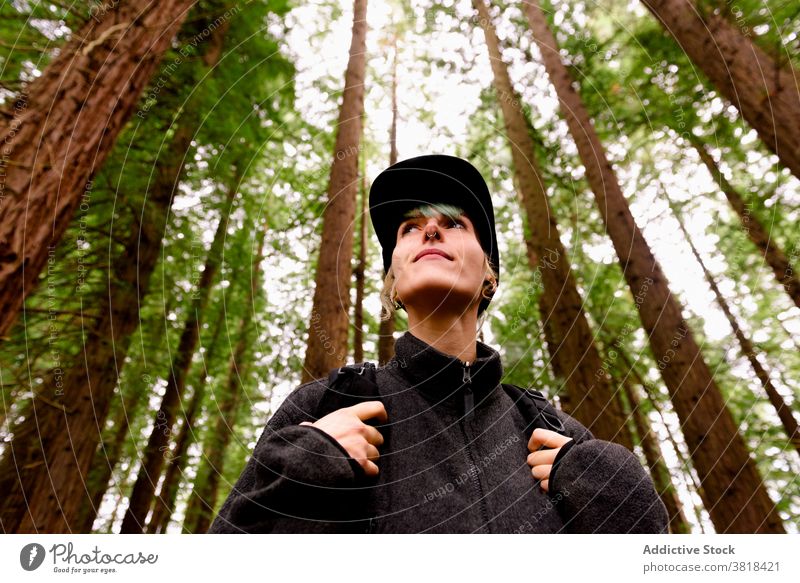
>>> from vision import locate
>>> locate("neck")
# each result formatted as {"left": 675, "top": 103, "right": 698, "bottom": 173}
{"left": 406, "top": 309, "right": 478, "bottom": 364}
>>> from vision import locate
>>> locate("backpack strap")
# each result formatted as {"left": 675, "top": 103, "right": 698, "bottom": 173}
{"left": 316, "top": 362, "right": 381, "bottom": 419}
{"left": 501, "top": 384, "right": 566, "bottom": 441}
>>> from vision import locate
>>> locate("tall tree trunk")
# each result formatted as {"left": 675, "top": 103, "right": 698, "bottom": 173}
{"left": 77, "top": 382, "right": 147, "bottom": 533}
{"left": 525, "top": 0, "right": 784, "bottom": 532}
{"left": 0, "top": 0, "right": 195, "bottom": 337}
{"left": 146, "top": 308, "right": 227, "bottom": 533}
{"left": 511, "top": 178, "right": 571, "bottom": 409}
{"left": 617, "top": 369, "right": 691, "bottom": 533}
{"left": 301, "top": 0, "right": 368, "bottom": 383}
{"left": 377, "top": 32, "right": 399, "bottom": 366}
{"left": 119, "top": 172, "right": 238, "bottom": 533}
{"left": 639, "top": 0, "right": 800, "bottom": 179}
{"left": 619, "top": 349, "right": 709, "bottom": 532}
{"left": 474, "top": 0, "right": 632, "bottom": 448}
{"left": 0, "top": 121, "right": 196, "bottom": 533}
{"left": 669, "top": 197, "right": 800, "bottom": 458}
{"left": 183, "top": 221, "right": 268, "bottom": 534}
{"left": 76, "top": 295, "right": 178, "bottom": 533}
{"left": 689, "top": 137, "right": 800, "bottom": 309}
{"left": 353, "top": 168, "right": 368, "bottom": 364}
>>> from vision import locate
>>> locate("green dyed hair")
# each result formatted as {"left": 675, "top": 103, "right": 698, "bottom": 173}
{"left": 403, "top": 203, "right": 466, "bottom": 222}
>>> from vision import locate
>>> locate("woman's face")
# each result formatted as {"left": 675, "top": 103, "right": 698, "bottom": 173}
{"left": 391, "top": 207, "right": 486, "bottom": 316}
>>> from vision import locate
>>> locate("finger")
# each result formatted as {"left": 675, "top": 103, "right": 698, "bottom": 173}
{"left": 362, "top": 424, "right": 385, "bottom": 447}
{"left": 299, "top": 421, "right": 313, "bottom": 426}
{"left": 527, "top": 448, "right": 558, "bottom": 467}
{"left": 540, "top": 479, "right": 549, "bottom": 493}
{"left": 364, "top": 443, "right": 380, "bottom": 461}
{"left": 531, "top": 463, "right": 552, "bottom": 481}
{"left": 528, "top": 428, "right": 572, "bottom": 452}
{"left": 350, "top": 401, "right": 388, "bottom": 424}
{"left": 363, "top": 460, "right": 380, "bottom": 477}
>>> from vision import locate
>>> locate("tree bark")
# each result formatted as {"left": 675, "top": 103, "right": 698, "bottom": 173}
{"left": 0, "top": 0, "right": 195, "bottom": 337}
{"left": 378, "top": 38, "right": 399, "bottom": 366}
{"left": 639, "top": 0, "right": 800, "bottom": 179}
{"left": 689, "top": 137, "right": 800, "bottom": 310}
{"left": 76, "top": 296, "right": 178, "bottom": 533}
{"left": 182, "top": 222, "right": 268, "bottom": 534}
{"left": 618, "top": 370, "right": 691, "bottom": 533}
{"left": 0, "top": 120, "right": 196, "bottom": 533}
{"left": 617, "top": 346, "right": 708, "bottom": 531}
{"left": 525, "top": 0, "right": 784, "bottom": 533}
{"left": 146, "top": 308, "right": 227, "bottom": 533}
{"left": 119, "top": 171, "right": 238, "bottom": 533}
{"left": 669, "top": 197, "right": 800, "bottom": 458}
{"left": 474, "top": 0, "right": 632, "bottom": 448}
{"left": 301, "top": 0, "right": 368, "bottom": 383}
{"left": 353, "top": 139, "right": 368, "bottom": 363}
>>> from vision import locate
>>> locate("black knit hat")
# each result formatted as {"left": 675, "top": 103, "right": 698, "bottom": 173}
{"left": 368, "top": 154, "right": 499, "bottom": 315}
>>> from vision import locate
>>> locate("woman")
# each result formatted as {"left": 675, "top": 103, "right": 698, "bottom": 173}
{"left": 209, "top": 155, "right": 669, "bottom": 534}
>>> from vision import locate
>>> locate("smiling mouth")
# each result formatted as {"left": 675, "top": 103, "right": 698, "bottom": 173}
{"left": 414, "top": 249, "right": 453, "bottom": 261}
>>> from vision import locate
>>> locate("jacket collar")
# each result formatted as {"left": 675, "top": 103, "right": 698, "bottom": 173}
{"left": 387, "top": 331, "right": 503, "bottom": 407}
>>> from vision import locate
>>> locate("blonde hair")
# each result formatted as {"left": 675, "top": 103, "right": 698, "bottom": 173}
{"left": 379, "top": 254, "right": 499, "bottom": 332}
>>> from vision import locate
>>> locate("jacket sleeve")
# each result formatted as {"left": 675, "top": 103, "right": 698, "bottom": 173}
{"left": 207, "top": 378, "right": 368, "bottom": 533}
{"left": 544, "top": 409, "right": 669, "bottom": 534}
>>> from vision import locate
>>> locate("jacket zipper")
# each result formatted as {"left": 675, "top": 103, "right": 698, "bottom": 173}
{"left": 458, "top": 417, "right": 491, "bottom": 532}
{"left": 459, "top": 360, "right": 490, "bottom": 531}
{"left": 463, "top": 361, "right": 474, "bottom": 421}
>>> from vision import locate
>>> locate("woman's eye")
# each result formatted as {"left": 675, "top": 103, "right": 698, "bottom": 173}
{"left": 449, "top": 219, "right": 465, "bottom": 229}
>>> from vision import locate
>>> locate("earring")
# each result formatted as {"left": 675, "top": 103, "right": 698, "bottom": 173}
{"left": 391, "top": 290, "right": 403, "bottom": 310}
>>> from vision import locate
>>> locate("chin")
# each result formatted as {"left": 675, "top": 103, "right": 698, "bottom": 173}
{"left": 403, "top": 284, "right": 476, "bottom": 309}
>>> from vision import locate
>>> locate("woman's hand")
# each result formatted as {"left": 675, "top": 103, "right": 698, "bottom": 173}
{"left": 527, "top": 428, "right": 573, "bottom": 493}
{"left": 300, "top": 401, "right": 388, "bottom": 477}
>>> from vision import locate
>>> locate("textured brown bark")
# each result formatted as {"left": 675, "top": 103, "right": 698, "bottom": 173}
{"left": 146, "top": 309, "right": 227, "bottom": 533}
{"left": 670, "top": 199, "right": 800, "bottom": 458}
{"left": 182, "top": 223, "right": 268, "bottom": 534}
{"left": 0, "top": 0, "right": 195, "bottom": 337}
{"left": 619, "top": 371, "right": 691, "bottom": 533}
{"left": 617, "top": 349, "right": 708, "bottom": 532}
{"left": 640, "top": 0, "right": 800, "bottom": 178}
{"left": 475, "top": 0, "right": 632, "bottom": 448}
{"left": 0, "top": 120, "right": 196, "bottom": 533}
{"left": 353, "top": 148, "right": 368, "bottom": 363}
{"left": 77, "top": 385, "right": 144, "bottom": 533}
{"left": 377, "top": 40, "right": 399, "bottom": 366}
{"left": 517, "top": 207, "right": 575, "bottom": 415}
{"left": 690, "top": 138, "right": 800, "bottom": 310}
{"left": 301, "top": 0, "right": 368, "bottom": 384}
{"left": 525, "top": 0, "right": 784, "bottom": 532}
{"left": 76, "top": 297, "right": 179, "bottom": 532}
{"left": 119, "top": 174, "right": 238, "bottom": 533}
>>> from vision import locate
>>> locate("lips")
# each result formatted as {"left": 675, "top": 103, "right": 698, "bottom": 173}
{"left": 414, "top": 248, "right": 452, "bottom": 262}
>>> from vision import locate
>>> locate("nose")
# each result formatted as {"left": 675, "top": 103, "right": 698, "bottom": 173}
{"left": 423, "top": 218, "right": 441, "bottom": 240}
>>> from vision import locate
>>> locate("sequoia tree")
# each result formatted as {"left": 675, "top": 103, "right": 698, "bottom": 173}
{"left": 524, "top": 0, "right": 784, "bottom": 533}
{"left": 301, "top": 0, "right": 368, "bottom": 383}
{"left": 639, "top": 0, "right": 800, "bottom": 179}
{"left": 688, "top": 136, "right": 800, "bottom": 310}
{"left": 120, "top": 172, "right": 239, "bottom": 533}
{"left": 0, "top": 0, "right": 195, "bottom": 337}
{"left": 668, "top": 196, "right": 800, "bottom": 458}
{"left": 474, "top": 0, "right": 632, "bottom": 447}
{"left": 377, "top": 32, "right": 400, "bottom": 366}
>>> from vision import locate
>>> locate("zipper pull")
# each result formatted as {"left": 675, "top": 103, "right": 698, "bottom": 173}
{"left": 463, "top": 361, "right": 474, "bottom": 420}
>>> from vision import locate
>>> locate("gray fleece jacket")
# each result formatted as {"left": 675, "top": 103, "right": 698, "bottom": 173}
{"left": 209, "top": 331, "right": 669, "bottom": 533}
